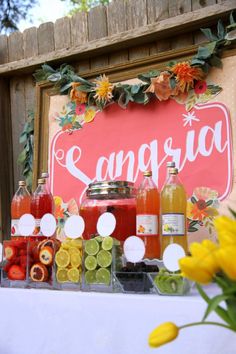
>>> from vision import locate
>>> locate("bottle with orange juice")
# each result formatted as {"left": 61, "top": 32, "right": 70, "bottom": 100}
{"left": 160, "top": 167, "right": 188, "bottom": 256}
{"left": 11, "top": 181, "right": 31, "bottom": 238}
{"left": 136, "top": 171, "right": 160, "bottom": 259}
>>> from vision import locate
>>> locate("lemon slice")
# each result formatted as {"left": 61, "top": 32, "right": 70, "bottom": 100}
{"left": 67, "top": 267, "right": 80, "bottom": 283}
{"left": 102, "top": 236, "right": 113, "bottom": 251}
{"left": 96, "top": 268, "right": 111, "bottom": 285}
{"left": 85, "top": 270, "right": 96, "bottom": 284}
{"left": 55, "top": 249, "right": 70, "bottom": 268}
{"left": 85, "top": 239, "right": 99, "bottom": 256}
{"left": 56, "top": 268, "right": 68, "bottom": 283}
{"left": 61, "top": 241, "right": 70, "bottom": 250}
{"left": 71, "top": 239, "right": 83, "bottom": 248}
{"left": 68, "top": 247, "right": 80, "bottom": 255}
{"left": 85, "top": 255, "right": 97, "bottom": 270}
{"left": 70, "top": 252, "right": 82, "bottom": 267}
{"left": 97, "top": 250, "right": 112, "bottom": 268}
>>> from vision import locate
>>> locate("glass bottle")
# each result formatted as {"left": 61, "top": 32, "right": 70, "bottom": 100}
{"left": 31, "top": 178, "right": 54, "bottom": 236}
{"left": 136, "top": 171, "right": 160, "bottom": 259}
{"left": 166, "top": 161, "right": 175, "bottom": 180}
{"left": 11, "top": 181, "right": 31, "bottom": 238}
{"left": 160, "top": 167, "right": 188, "bottom": 256}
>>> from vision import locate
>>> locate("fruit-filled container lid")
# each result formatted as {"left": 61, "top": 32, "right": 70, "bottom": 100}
{"left": 86, "top": 180, "right": 136, "bottom": 198}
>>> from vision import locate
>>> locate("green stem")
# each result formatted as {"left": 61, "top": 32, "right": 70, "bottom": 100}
{"left": 179, "top": 321, "right": 235, "bottom": 332}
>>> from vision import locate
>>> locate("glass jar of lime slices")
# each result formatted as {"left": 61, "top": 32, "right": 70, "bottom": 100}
{"left": 80, "top": 181, "right": 136, "bottom": 242}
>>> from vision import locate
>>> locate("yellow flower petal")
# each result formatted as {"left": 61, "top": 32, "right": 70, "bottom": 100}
{"left": 214, "top": 216, "right": 236, "bottom": 247}
{"left": 149, "top": 322, "right": 179, "bottom": 348}
{"left": 179, "top": 257, "right": 213, "bottom": 284}
{"left": 215, "top": 245, "right": 236, "bottom": 281}
{"left": 54, "top": 196, "right": 63, "bottom": 207}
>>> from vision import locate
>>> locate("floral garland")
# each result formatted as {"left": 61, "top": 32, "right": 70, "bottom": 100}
{"left": 34, "top": 15, "right": 236, "bottom": 119}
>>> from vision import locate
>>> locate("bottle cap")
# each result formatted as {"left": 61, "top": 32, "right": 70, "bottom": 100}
{"left": 18, "top": 180, "right": 26, "bottom": 186}
{"left": 41, "top": 172, "right": 49, "bottom": 178}
{"left": 38, "top": 178, "right": 46, "bottom": 184}
{"left": 143, "top": 170, "right": 152, "bottom": 177}
{"left": 167, "top": 161, "right": 175, "bottom": 168}
{"left": 169, "top": 168, "right": 178, "bottom": 175}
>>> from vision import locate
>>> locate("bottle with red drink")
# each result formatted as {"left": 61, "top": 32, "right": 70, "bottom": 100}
{"left": 31, "top": 178, "right": 54, "bottom": 236}
{"left": 136, "top": 171, "right": 161, "bottom": 259}
{"left": 11, "top": 181, "right": 31, "bottom": 238}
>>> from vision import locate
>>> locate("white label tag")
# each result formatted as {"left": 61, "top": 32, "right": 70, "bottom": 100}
{"left": 136, "top": 215, "right": 158, "bottom": 235}
{"left": 162, "top": 214, "right": 185, "bottom": 236}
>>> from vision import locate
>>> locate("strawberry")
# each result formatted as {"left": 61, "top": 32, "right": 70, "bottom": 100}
{"left": 19, "top": 249, "right": 27, "bottom": 256}
{"left": 4, "top": 245, "right": 17, "bottom": 261}
{"left": 8, "top": 265, "right": 25, "bottom": 280}
{"left": 20, "top": 255, "right": 28, "bottom": 269}
{"left": 3, "top": 261, "right": 14, "bottom": 273}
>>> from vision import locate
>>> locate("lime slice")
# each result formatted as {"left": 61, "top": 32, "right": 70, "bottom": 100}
{"left": 97, "top": 250, "right": 112, "bottom": 268}
{"left": 67, "top": 267, "right": 80, "bottom": 283}
{"left": 85, "top": 255, "right": 97, "bottom": 270}
{"left": 70, "top": 252, "right": 82, "bottom": 267}
{"left": 85, "top": 239, "right": 99, "bottom": 256}
{"left": 56, "top": 268, "right": 68, "bottom": 283}
{"left": 96, "top": 268, "right": 111, "bottom": 285}
{"left": 94, "top": 235, "right": 103, "bottom": 243}
{"left": 55, "top": 250, "right": 70, "bottom": 268}
{"left": 85, "top": 270, "right": 96, "bottom": 284}
{"left": 102, "top": 236, "right": 113, "bottom": 251}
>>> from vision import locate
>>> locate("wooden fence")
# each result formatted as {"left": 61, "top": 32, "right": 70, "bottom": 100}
{"left": 0, "top": 0, "right": 235, "bottom": 240}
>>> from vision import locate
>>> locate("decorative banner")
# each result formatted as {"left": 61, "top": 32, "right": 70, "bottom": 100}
{"left": 48, "top": 56, "right": 236, "bottom": 244}
{"left": 50, "top": 99, "right": 232, "bottom": 201}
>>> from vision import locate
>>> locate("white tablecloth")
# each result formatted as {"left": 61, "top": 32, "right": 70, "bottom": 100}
{"left": 0, "top": 286, "right": 235, "bottom": 354}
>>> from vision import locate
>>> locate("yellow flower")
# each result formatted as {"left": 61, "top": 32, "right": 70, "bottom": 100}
{"left": 180, "top": 239, "right": 219, "bottom": 284}
{"left": 215, "top": 245, "right": 236, "bottom": 281}
{"left": 179, "top": 256, "right": 213, "bottom": 284}
{"left": 54, "top": 196, "right": 63, "bottom": 207}
{"left": 214, "top": 216, "right": 236, "bottom": 247}
{"left": 93, "top": 74, "right": 113, "bottom": 103}
{"left": 149, "top": 322, "right": 179, "bottom": 348}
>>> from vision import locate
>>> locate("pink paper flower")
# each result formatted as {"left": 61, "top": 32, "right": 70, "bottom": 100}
{"left": 75, "top": 104, "right": 86, "bottom": 115}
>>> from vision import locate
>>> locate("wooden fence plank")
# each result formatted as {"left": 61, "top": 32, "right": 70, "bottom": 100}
{"left": 70, "top": 11, "right": 88, "bottom": 46}
{"left": 0, "top": 35, "right": 9, "bottom": 64}
{"left": 0, "top": 78, "right": 13, "bottom": 240}
{"left": 23, "top": 27, "right": 38, "bottom": 58}
{"left": 10, "top": 78, "right": 26, "bottom": 190}
{"left": 192, "top": 0, "right": 217, "bottom": 43}
{"left": 147, "top": 0, "right": 171, "bottom": 54}
{"left": 0, "top": 1, "right": 235, "bottom": 75}
{"left": 38, "top": 22, "right": 55, "bottom": 55}
{"left": 88, "top": 5, "right": 108, "bottom": 41}
{"left": 89, "top": 6, "right": 109, "bottom": 70}
{"left": 192, "top": 0, "right": 216, "bottom": 10}
{"left": 24, "top": 76, "right": 36, "bottom": 116}
{"left": 170, "top": 0, "right": 194, "bottom": 49}
{"left": 147, "top": 0, "right": 169, "bottom": 24}
{"left": 107, "top": 0, "right": 128, "bottom": 66}
{"left": 54, "top": 17, "right": 71, "bottom": 50}
{"left": 127, "top": 0, "right": 149, "bottom": 61}
{"left": 8, "top": 32, "right": 24, "bottom": 62}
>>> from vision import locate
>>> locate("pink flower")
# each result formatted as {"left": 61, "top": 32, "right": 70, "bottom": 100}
{"left": 194, "top": 81, "right": 207, "bottom": 94}
{"left": 75, "top": 104, "right": 86, "bottom": 115}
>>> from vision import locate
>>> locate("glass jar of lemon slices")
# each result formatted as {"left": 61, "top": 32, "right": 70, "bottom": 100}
{"left": 54, "top": 238, "right": 83, "bottom": 290}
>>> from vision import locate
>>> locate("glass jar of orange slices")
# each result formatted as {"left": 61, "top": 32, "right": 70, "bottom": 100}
{"left": 54, "top": 238, "right": 83, "bottom": 290}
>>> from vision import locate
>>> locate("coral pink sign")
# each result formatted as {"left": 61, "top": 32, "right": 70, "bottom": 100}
{"left": 50, "top": 99, "right": 232, "bottom": 204}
